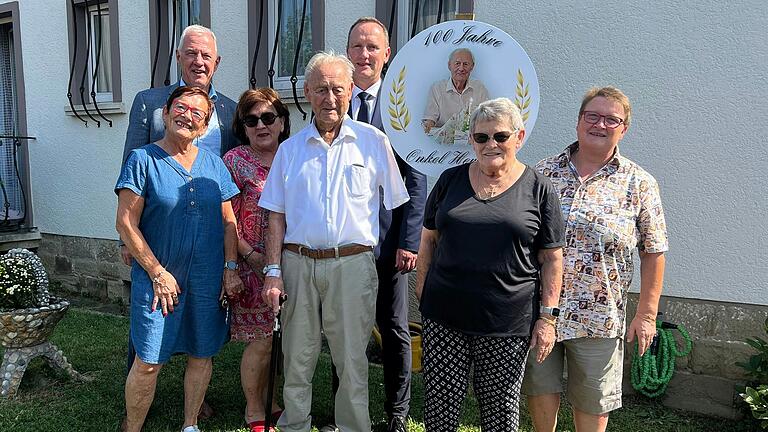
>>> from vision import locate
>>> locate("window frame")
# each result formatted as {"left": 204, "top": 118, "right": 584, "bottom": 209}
{"left": 66, "top": 0, "right": 122, "bottom": 105}
{"left": 248, "top": 0, "right": 325, "bottom": 99}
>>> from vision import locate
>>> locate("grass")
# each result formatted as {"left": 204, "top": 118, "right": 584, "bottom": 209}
{"left": 0, "top": 309, "right": 760, "bottom": 431}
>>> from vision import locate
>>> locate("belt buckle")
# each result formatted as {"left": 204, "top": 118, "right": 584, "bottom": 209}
{"left": 297, "top": 244, "right": 305, "bottom": 257}
{"left": 334, "top": 246, "right": 340, "bottom": 259}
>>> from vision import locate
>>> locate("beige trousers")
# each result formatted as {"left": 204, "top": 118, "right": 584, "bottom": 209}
{"left": 277, "top": 249, "right": 378, "bottom": 432}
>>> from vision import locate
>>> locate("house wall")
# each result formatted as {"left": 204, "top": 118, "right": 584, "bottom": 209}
{"left": 474, "top": 1, "right": 768, "bottom": 307}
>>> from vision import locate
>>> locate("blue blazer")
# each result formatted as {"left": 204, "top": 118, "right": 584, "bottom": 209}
{"left": 122, "top": 82, "right": 238, "bottom": 162}
{"left": 369, "top": 87, "right": 428, "bottom": 259}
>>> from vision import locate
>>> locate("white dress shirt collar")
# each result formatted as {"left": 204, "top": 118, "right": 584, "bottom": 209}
{"left": 308, "top": 115, "right": 359, "bottom": 148}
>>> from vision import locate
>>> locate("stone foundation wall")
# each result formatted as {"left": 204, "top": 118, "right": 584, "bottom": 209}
{"left": 35, "top": 233, "right": 767, "bottom": 419}
{"left": 38, "top": 233, "right": 130, "bottom": 304}
{"left": 623, "top": 293, "right": 767, "bottom": 419}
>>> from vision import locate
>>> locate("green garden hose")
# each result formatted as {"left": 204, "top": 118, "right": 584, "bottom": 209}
{"left": 630, "top": 318, "right": 693, "bottom": 398}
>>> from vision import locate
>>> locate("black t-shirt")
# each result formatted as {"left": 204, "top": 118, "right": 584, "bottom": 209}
{"left": 420, "top": 164, "right": 565, "bottom": 337}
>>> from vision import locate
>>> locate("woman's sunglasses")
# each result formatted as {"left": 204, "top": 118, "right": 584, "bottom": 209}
{"left": 243, "top": 112, "right": 279, "bottom": 127}
{"left": 471, "top": 131, "right": 518, "bottom": 144}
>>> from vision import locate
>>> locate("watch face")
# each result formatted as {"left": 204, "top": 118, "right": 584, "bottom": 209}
{"left": 541, "top": 306, "right": 560, "bottom": 317}
{"left": 225, "top": 261, "right": 238, "bottom": 270}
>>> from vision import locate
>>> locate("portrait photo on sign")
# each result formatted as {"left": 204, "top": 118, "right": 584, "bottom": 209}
{"left": 382, "top": 20, "right": 540, "bottom": 178}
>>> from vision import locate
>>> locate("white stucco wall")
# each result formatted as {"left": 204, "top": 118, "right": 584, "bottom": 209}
{"left": 13, "top": 1, "right": 150, "bottom": 241}
{"left": 6, "top": 1, "right": 767, "bottom": 305}
{"left": 474, "top": 1, "right": 768, "bottom": 305}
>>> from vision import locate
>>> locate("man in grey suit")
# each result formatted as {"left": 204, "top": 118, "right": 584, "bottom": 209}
{"left": 119, "top": 24, "right": 237, "bottom": 425}
{"left": 122, "top": 24, "right": 237, "bottom": 163}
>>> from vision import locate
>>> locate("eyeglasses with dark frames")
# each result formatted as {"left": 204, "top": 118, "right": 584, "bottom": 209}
{"left": 171, "top": 101, "right": 207, "bottom": 122}
{"left": 471, "top": 130, "right": 518, "bottom": 144}
{"left": 243, "top": 112, "right": 280, "bottom": 127}
{"left": 581, "top": 111, "right": 625, "bottom": 129}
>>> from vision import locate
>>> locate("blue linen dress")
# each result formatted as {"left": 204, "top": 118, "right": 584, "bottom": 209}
{"left": 115, "top": 143, "right": 239, "bottom": 363}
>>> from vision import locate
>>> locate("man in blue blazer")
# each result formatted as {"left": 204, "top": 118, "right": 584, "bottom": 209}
{"left": 119, "top": 25, "right": 238, "bottom": 425}
{"left": 330, "top": 17, "right": 427, "bottom": 432}
{"left": 122, "top": 24, "right": 237, "bottom": 162}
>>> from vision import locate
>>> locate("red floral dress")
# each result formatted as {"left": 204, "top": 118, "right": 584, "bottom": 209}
{"left": 223, "top": 145, "right": 273, "bottom": 341}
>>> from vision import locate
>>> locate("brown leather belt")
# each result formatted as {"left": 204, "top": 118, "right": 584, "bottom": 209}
{"left": 284, "top": 243, "right": 373, "bottom": 259}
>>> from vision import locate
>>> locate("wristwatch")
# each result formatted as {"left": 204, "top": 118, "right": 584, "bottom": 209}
{"left": 262, "top": 264, "right": 281, "bottom": 275}
{"left": 224, "top": 260, "right": 238, "bottom": 271}
{"left": 540, "top": 305, "right": 560, "bottom": 317}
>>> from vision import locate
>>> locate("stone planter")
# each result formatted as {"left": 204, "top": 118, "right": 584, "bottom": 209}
{"left": 0, "top": 296, "right": 86, "bottom": 398}
{"left": 0, "top": 298, "right": 70, "bottom": 348}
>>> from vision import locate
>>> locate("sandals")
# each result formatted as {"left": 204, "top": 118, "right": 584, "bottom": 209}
{"left": 246, "top": 411, "right": 283, "bottom": 432}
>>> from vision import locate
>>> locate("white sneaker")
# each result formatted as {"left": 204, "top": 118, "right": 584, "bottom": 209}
{"left": 319, "top": 424, "right": 339, "bottom": 432}
{"left": 181, "top": 426, "right": 200, "bottom": 432}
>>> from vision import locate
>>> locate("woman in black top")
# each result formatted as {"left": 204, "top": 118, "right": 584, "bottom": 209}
{"left": 415, "top": 98, "right": 565, "bottom": 431}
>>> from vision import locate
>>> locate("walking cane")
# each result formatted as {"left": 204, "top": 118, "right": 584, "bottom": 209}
{"left": 264, "top": 295, "right": 286, "bottom": 431}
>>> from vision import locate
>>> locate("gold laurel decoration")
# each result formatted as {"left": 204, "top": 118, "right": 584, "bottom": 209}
{"left": 514, "top": 69, "right": 531, "bottom": 123}
{"left": 389, "top": 66, "right": 410, "bottom": 132}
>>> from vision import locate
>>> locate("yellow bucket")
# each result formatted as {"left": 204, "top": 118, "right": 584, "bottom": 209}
{"left": 372, "top": 321, "right": 423, "bottom": 373}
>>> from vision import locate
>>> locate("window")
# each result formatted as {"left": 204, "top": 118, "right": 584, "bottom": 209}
{"left": 168, "top": 0, "right": 202, "bottom": 84}
{"left": 248, "top": 0, "right": 324, "bottom": 96}
{"left": 0, "top": 1, "right": 33, "bottom": 230}
{"left": 376, "top": 0, "right": 474, "bottom": 56}
{"left": 149, "top": 0, "right": 210, "bottom": 88}
{"left": 87, "top": 4, "right": 111, "bottom": 101}
{"left": 270, "top": 0, "right": 313, "bottom": 87}
{"left": 66, "top": 0, "right": 122, "bottom": 105}
{"left": 396, "top": 0, "right": 459, "bottom": 49}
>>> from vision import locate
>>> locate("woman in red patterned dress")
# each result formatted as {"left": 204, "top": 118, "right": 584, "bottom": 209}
{"left": 223, "top": 88, "right": 290, "bottom": 432}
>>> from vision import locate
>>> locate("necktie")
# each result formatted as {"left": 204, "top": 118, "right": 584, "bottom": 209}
{"left": 357, "top": 92, "right": 371, "bottom": 124}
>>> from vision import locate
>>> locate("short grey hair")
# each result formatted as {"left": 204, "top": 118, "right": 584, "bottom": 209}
{"left": 179, "top": 25, "right": 218, "bottom": 54}
{"left": 469, "top": 98, "right": 525, "bottom": 134}
{"left": 449, "top": 47, "right": 475, "bottom": 64}
{"left": 304, "top": 51, "right": 354, "bottom": 83}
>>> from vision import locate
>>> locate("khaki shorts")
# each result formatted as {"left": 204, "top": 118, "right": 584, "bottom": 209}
{"left": 522, "top": 337, "right": 623, "bottom": 415}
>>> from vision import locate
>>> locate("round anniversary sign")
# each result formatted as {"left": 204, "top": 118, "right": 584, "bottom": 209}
{"left": 381, "top": 21, "right": 540, "bottom": 178}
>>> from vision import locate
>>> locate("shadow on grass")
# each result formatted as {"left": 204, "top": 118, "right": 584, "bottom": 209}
{"left": 0, "top": 309, "right": 759, "bottom": 432}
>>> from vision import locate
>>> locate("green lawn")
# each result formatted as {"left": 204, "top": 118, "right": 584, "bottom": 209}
{"left": 0, "top": 309, "right": 758, "bottom": 431}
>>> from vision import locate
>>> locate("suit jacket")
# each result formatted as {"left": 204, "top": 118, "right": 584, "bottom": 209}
{"left": 122, "top": 82, "right": 238, "bottom": 162}
{"left": 366, "top": 86, "right": 428, "bottom": 260}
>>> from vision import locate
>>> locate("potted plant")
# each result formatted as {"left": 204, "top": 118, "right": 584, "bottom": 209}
{"left": 0, "top": 248, "right": 83, "bottom": 398}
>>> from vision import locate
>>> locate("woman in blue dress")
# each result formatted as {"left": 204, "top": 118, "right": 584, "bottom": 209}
{"left": 115, "top": 86, "right": 244, "bottom": 432}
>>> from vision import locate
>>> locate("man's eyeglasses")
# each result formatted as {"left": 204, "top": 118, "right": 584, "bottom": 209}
{"left": 581, "top": 111, "right": 625, "bottom": 129}
{"left": 472, "top": 131, "right": 518, "bottom": 144}
{"left": 243, "top": 112, "right": 279, "bottom": 127}
{"left": 171, "top": 101, "right": 207, "bottom": 122}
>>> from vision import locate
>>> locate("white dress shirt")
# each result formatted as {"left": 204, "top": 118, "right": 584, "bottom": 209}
{"left": 259, "top": 116, "right": 410, "bottom": 249}
{"left": 351, "top": 80, "right": 381, "bottom": 121}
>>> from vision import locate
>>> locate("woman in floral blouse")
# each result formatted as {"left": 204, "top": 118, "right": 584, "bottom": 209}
{"left": 223, "top": 88, "right": 290, "bottom": 432}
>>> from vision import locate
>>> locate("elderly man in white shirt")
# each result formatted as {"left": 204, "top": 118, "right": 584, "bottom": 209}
{"left": 422, "top": 47, "right": 490, "bottom": 136}
{"left": 260, "top": 51, "right": 410, "bottom": 432}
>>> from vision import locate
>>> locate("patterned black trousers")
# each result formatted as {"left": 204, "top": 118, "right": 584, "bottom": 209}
{"left": 422, "top": 318, "right": 530, "bottom": 432}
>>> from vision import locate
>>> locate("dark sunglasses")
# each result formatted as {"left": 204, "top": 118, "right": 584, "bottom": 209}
{"left": 243, "top": 112, "right": 279, "bottom": 127}
{"left": 471, "top": 131, "right": 517, "bottom": 144}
